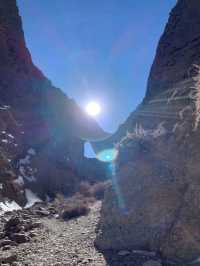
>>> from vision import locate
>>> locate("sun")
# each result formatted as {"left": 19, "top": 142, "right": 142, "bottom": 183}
{"left": 85, "top": 101, "right": 101, "bottom": 117}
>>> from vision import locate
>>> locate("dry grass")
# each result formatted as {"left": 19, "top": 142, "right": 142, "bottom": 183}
{"left": 61, "top": 200, "right": 90, "bottom": 220}
{"left": 52, "top": 193, "right": 93, "bottom": 221}
{"left": 51, "top": 181, "right": 110, "bottom": 221}
{"left": 79, "top": 181, "right": 110, "bottom": 200}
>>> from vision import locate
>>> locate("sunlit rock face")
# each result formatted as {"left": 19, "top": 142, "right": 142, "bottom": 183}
{"left": 146, "top": 0, "right": 200, "bottom": 100}
{"left": 0, "top": 0, "right": 108, "bottom": 207}
{"left": 95, "top": 0, "right": 200, "bottom": 263}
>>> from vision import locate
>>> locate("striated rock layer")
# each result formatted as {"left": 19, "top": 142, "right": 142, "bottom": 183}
{"left": 0, "top": 0, "right": 108, "bottom": 207}
{"left": 95, "top": 0, "right": 200, "bottom": 263}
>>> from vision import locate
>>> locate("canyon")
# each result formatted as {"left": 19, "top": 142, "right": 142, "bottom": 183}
{"left": 0, "top": 0, "right": 200, "bottom": 265}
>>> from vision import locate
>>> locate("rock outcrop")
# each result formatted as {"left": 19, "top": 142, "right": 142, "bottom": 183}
{"left": 95, "top": 0, "right": 200, "bottom": 263}
{"left": 0, "top": 0, "right": 108, "bottom": 208}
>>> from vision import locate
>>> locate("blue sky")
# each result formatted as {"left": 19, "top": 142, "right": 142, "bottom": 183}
{"left": 17, "top": 0, "right": 176, "bottom": 134}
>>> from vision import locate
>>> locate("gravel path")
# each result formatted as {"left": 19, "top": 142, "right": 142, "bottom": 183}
{"left": 1, "top": 201, "right": 107, "bottom": 266}
{"left": 0, "top": 202, "right": 180, "bottom": 266}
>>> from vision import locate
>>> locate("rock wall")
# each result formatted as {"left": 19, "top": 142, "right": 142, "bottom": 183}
{"left": 95, "top": 0, "right": 200, "bottom": 263}
{"left": 0, "top": 0, "right": 108, "bottom": 207}
{"left": 147, "top": 0, "right": 200, "bottom": 99}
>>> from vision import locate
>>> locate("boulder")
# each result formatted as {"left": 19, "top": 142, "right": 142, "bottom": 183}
{"left": 11, "top": 233, "right": 29, "bottom": 244}
{"left": 0, "top": 254, "right": 17, "bottom": 264}
{"left": 96, "top": 129, "right": 200, "bottom": 262}
{"left": 95, "top": 0, "right": 200, "bottom": 263}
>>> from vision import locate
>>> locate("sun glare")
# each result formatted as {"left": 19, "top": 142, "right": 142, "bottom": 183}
{"left": 85, "top": 101, "right": 101, "bottom": 117}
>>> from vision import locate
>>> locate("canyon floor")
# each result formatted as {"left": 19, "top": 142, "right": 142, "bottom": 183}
{"left": 0, "top": 201, "right": 188, "bottom": 266}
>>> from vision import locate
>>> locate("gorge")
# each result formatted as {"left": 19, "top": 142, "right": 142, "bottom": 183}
{"left": 0, "top": 0, "right": 200, "bottom": 265}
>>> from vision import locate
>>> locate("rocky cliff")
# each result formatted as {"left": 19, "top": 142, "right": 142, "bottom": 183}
{"left": 95, "top": 0, "right": 200, "bottom": 264}
{"left": 0, "top": 0, "right": 108, "bottom": 209}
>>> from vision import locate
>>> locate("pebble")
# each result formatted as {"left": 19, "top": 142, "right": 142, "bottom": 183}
{"left": 12, "top": 233, "right": 30, "bottom": 244}
{"left": 0, "top": 239, "right": 14, "bottom": 247}
{"left": 0, "top": 254, "right": 17, "bottom": 264}
{"left": 2, "top": 245, "right": 11, "bottom": 251}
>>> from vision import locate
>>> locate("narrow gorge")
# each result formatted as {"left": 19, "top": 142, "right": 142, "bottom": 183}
{"left": 0, "top": 0, "right": 200, "bottom": 265}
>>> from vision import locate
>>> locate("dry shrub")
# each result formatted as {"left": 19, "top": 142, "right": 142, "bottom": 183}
{"left": 90, "top": 181, "right": 110, "bottom": 200}
{"left": 79, "top": 181, "right": 110, "bottom": 200}
{"left": 52, "top": 193, "right": 92, "bottom": 221}
{"left": 79, "top": 181, "right": 92, "bottom": 198}
{"left": 61, "top": 200, "right": 89, "bottom": 220}
{"left": 61, "top": 192, "right": 95, "bottom": 220}
{"left": 71, "top": 192, "right": 96, "bottom": 205}
{"left": 51, "top": 193, "right": 66, "bottom": 213}
{"left": 51, "top": 181, "right": 110, "bottom": 221}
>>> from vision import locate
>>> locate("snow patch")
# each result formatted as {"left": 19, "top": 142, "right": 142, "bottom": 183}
{"left": 0, "top": 105, "right": 10, "bottom": 111}
{"left": 19, "top": 155, "right": 30, "bottom": 165}
{"left": 1, "top": 139, "right": 8, "bottom": 143}
{"left": 18, "top": 148, "right": 37, "bottom": 183}
{"left": 0, "top": 201, "right": 22, "bottom": 215}
{"left": 0, "top": 183, "right": 3, "bottom": 190}
{"left": 19, "top": 166, "right": 36, "bottom": 182}
{"left": 14, "top": 176, "right": 24, "bottom": 186}
{"left": 25, "top": 189, "right": 42, "bottom": 208}
{"left": 27, "top": 148, "right": 36, "bottom": 156}
{"left": 7, "top": 133, "right": 14, "bottom": 139}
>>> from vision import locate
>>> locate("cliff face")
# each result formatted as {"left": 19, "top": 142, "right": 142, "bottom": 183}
{"left": 0, "top": 0, "right": 108, "bottom": 208}
{"left": 147, "top": 0, "right": 200, "bottom": 99}
{"left": 93, "top": 0, "right": 200, "bottom": 152}
{"left": 0, "top": 0, "right": 44, "bottom": 102}
{"left": 95, "top": 0, "right": 200, "bottom": 263}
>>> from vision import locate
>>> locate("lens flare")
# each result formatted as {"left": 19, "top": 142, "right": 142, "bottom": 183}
{"left": 108, "top": 163, "right": 128, "bottom": 215}
{"left": 97, "top": 148, "right": 118, "bottom": 162}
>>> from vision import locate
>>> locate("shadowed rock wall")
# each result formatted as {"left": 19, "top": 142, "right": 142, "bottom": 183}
{"left": 0, "top": 0, "right": 108, "bottom": 206}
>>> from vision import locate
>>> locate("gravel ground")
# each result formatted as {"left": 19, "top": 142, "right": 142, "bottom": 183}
{"left": 1, "top": 202, "right": 106, "bottom": 266}
{"left": 0, "top": 201, "right": 189, "bottom": 266}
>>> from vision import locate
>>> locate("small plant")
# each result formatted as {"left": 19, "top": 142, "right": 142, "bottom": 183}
{"left": 61, "top": 196, "right": 90, "bottom": 220}
{"left": 79, "top": 181, "right": 92, "bottom": 198}
{"left": 90, "top": 181, "right": 110, "bottom": 200}
{"left": 51, "top": 181, "right": 110, "bottom": 221}
{"left": 79, "top": 181, "right": 110, "bottom": 200}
